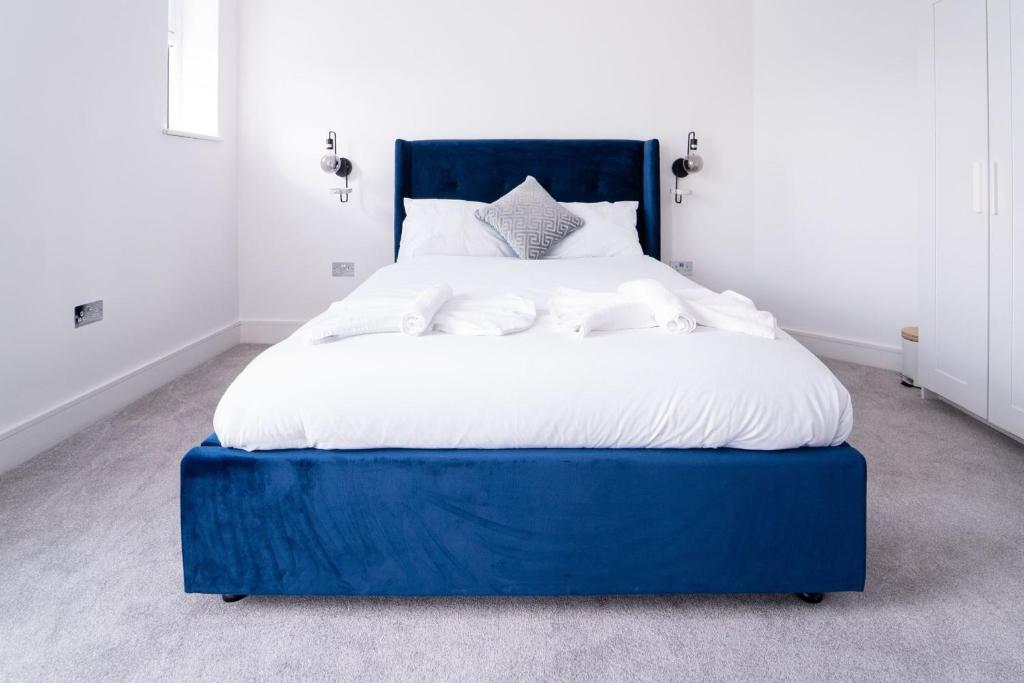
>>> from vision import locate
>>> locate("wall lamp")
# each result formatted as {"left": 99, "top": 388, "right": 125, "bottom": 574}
{"left": 320, "top": 131, "right": 353, "bottom": 203}
{"left": 671, "top": 131, "right": 704, "bottom": 204}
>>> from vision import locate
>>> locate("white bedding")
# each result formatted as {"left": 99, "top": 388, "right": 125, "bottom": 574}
{"left": 214, "top": 256, "right": 853, "bottom": 451}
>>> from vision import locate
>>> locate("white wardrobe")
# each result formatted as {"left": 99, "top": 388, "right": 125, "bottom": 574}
{"left": 922, "top": 0, "right": 1024, "bottom": 440}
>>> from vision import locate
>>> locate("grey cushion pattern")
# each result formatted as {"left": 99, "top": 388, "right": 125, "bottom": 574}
{"left": 474, "top": 176, "right": 585, "bottom": 259}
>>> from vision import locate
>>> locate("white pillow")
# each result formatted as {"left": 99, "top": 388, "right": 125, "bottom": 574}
{"left": 543, "top": 201, "right": 642, "bottom": 258}
{"left": 397, "top": 199, "right": 516, "bottom": 261}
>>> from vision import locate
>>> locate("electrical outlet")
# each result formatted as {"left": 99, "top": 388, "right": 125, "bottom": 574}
{"left": 671, "top": 261, "right": 694, "bottom": 277}
{"left": 74, "top": 300, "right": 103, "bottom": 328}
{"left": 332, "top": 262, "right": 355, "bottom": 278}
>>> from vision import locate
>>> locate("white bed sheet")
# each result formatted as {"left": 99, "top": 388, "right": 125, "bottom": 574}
{"left": 214, "top": 256, "right": 853, "bottom": 451}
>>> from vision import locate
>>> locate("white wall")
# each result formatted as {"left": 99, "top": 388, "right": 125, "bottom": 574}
{"left": 237, "top": 0, "right": 922, "bottom": 367}
{"left": 0, "top": 0, "right": 240, "bottom": 471}
{"left": 752, "top": 1, "right": 922, "bottom": 361}
{"left": 237, "top": 0, "right": 757, "bottom": 327}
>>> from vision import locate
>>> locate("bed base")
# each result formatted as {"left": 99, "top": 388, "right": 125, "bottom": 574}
{"left": 219, "top": 592, "right": 828, "bottom": 604}
{"left": 181, "top": 437, "right": 865, "bottom": 600}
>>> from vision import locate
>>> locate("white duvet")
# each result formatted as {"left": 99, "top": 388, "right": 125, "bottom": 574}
{"left": 214, "top": 256, "right": 853, "bottom": 451}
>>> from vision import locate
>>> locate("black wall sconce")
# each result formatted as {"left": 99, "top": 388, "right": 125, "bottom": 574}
{"left": 320, "top": 131, "right": 353, "bottom": 203}
{"left": 671, "top": 131, "right": 704, "bottom": 204}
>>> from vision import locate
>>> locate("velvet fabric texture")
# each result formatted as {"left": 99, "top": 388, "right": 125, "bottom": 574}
{"left": 393, "top": 139, "right": 661, "bottom": 260}
{"left": 181, "top": 439, "right": 866, "bottom": 597}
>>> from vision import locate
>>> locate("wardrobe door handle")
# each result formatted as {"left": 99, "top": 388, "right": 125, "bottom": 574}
{"left": 991, "top": 161, "right": 999, "bottom": 216}
{"left": 972, "top": 162, "right": 984, "bottom": 214}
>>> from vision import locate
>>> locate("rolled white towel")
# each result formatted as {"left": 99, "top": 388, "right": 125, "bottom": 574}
{"left": 617, "top": 279, "right": 696, "bottom": 334}
{"left": 549, "top": 288, "right": 655, "bottom": 337}
{"left": 677, "top": 288, "right": 778, "bottom": 339}
{"left": 434, "top": 293, "right": 537, "bottom": 336}
{"left": 401, "top": 283, "right": 453, "bottom": 336}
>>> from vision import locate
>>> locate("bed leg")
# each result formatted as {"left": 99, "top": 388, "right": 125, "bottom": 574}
{"left": 222, "top": 594, "right": 247, "bottom": 603}
{"left": 796, "top": 592, "right": 824, "bottom": 604}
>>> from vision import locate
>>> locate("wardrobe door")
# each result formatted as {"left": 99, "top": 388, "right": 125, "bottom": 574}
{"left": 923, "top": 0, "right": 991, "bottom": 416}
{"left": 988, "top": 0, "right": 1024, "bottom": 439}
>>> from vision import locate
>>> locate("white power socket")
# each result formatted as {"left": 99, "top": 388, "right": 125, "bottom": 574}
{"left": 670, "top": 261, "right": 694, "bottom": 277}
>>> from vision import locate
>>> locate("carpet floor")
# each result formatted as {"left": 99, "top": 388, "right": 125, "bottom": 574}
{"left": 1, "top": 345, "right": 1022, "bottom": 681}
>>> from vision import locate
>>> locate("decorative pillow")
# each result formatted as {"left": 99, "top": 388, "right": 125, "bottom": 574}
{"left": 474, "top": 176, "right": 585, "bottom": 259}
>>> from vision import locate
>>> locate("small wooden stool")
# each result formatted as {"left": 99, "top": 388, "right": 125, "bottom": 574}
{"left": 901, "top": 326, "right": 919, "bottom": 387}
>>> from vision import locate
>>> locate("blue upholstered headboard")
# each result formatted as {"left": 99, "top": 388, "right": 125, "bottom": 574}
{"left": 393, "top": 139, "right": 661, "bottom": 260}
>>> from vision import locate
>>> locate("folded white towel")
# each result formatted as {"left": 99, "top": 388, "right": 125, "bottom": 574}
{"left": 304, "top": 298, "right": 406, "bottom": 344}
{"left": 578, "top": 301, "right": 657, "bottom": 337}
{"left": 549, "top": 282, "right": 777, "bottom": 340}
{"left": 617, "top": 279, "right": 697, "bottom": 334}
{"left": 304, "top": 287, "right": 536, "bottom": 343}
{"left": 305, "top": 285, "right": 448, "bottom": 344}
{"left": 549, "top": 288, "right": 656, "bottom": 337}
{"left": 434, "top": 294, "right": 537, "bottom": 336}
{"left": 677, "top": 288, "right": 778, "bottom": 339}
{"left": 401, "top": 283, "right": 453, "bottom": 336}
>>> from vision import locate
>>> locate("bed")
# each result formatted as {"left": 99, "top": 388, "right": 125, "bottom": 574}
{"left": 180, "top": 139, "right": 866, "bottom": 603}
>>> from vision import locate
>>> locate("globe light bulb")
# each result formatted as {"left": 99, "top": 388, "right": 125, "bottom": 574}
{"left": 320, "top": 153, "right": 340, "bottom": 173}
{"left": 685, "top": 152, "right": 704, "bottom": 174}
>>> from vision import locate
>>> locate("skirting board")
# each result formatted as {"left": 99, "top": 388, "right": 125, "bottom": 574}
{"left": 0, "top": 323, "right": 241, "bottom": 475}
{"left": 240, "top": 319, "right": 305, "bottom": 344}
{"left": 784, "top": 327, "right": 901, "bottom": 372}
{"left": 239, "top": 320, "right": 902, "bottom": 372}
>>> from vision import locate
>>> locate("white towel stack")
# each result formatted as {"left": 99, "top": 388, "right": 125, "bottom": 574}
{"left": 304, "top": 285, "right": 537, "bottom": 344}
{"left": 548, "top": 280, "right": 778, "bottom": 339}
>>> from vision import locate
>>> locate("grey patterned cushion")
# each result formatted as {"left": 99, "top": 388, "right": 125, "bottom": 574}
{"left": 474, "top": 176, "right": 585, "bottom": 259}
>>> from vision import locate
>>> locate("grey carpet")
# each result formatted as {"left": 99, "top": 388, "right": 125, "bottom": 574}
{"left": 1, "top": 345, "right": 1022, "bottom": 682}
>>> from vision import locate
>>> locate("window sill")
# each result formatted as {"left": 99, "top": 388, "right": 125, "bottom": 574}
{"left": 162, "top": 128, "right": 222, "bottom": 142}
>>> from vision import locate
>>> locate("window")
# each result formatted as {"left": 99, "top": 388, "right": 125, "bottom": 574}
{"left": 166, "top": 0, "right": 220, "bottom": 139}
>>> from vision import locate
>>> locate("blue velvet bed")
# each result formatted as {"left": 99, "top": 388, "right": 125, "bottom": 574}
{"left": 180, "top": 139, "right": 866, "bottom": 603}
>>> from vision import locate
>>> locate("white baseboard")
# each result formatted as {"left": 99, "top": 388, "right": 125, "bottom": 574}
{"left": 784, "top": 327, "right": 901, "bottom": 371}
{"left": 0, "top": 322, "right": 241, "bottom": 476}
{"left": 240, "top": 319, "right": 304, "bottom": 344}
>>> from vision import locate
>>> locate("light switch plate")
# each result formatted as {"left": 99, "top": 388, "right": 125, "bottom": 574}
{"left": 332, "top": 262, "right": 355, "bottom": 277}
{"left": 74, "top": 300, "right": 103, "bottom": 328}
